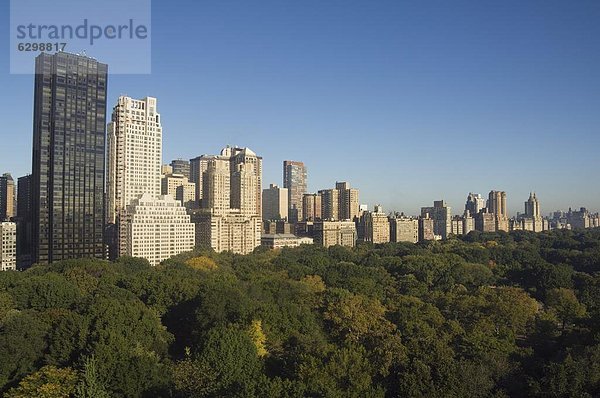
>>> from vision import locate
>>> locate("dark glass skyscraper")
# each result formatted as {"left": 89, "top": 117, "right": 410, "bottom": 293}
{"left": 31, "top": 52, "right": 108, "bottom": 264}
{"left": 283, "top": 160, "right": 307, "bottom": 223}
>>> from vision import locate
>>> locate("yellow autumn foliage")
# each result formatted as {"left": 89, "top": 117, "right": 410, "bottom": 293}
{"left": 248, "top": 319, "right": 268, "bottom": 357}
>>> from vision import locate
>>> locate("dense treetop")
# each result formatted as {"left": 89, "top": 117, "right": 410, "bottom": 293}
{"left": 1, "top": 228, "right": 600, "bottom": 397}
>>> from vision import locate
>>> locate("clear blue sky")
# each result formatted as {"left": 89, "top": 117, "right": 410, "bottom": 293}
{"left": 1, "top": 0, "right": 599, "bottom": 216}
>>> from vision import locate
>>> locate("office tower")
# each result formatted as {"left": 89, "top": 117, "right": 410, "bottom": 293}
{"left": 283, "top": 161, "right": 307, "bottom": 223}
{"left": 0, "top": 222, "right": 17, "bottom": 271}
{"left": 107, "top": 96, "right": 162, "bottom": 225}
{"left": 194, "top": 146, "right": 262, "bottom": 254}
{"left": 31, "top": 52, "right": 107, "bottom": 264}
{"left": 488, "top": 190, "right": 508, "bottom": 232}
{"left": 418, "top": 216, "right": 435, "bottom": 242}
{"left": 319, "top": 189, "right": 339, "bottom": 220}
{"left": 170, "top": 159, "right": 190, "bottom": 178}
{"left": 420, "top": 200, "right": 452, "bottom": 239}
{"left": 161, "top": 173, "right": 196, "bottom": 208}
{"left": 390, "top": 216, "right": 419, "bottom": 243}
{"left": 262, "top": 184, "right": 288, "bottom": 221}
{"left": 15, "top": 175, "right": 32, "bottom": 268}
{"left": 0, "top": 173, "right": 16, "bottom": 221}
{"left": 302, "top": 193, "right": 322, "bottom": 221}
{"left": 121, "top": 194, "right": 195, "bottom": 266}
{"left": 465, "top": 193, "right": 485, "bottom": 216}
{"left": 360, "top": 205, "right": 390, "bottom": 244}
{"left": 314, "top": 221, "right": 357, "bottom": 248}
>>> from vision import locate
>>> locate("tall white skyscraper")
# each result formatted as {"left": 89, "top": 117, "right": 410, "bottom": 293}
{"left": 107, "top": 96, "right": 162, "bottom": 225}
{"left": 107, "top": 96, "right": 195, "bottom": 264}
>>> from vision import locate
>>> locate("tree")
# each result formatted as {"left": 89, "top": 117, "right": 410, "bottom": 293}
{"left": 74, "top": 356, "right": 110, "bottom": 398}
{"left": 546, "top": 288, "right": 587, "bottom": 330}
{"left": 4, "top": 366, "right": 78, "bottom": 398}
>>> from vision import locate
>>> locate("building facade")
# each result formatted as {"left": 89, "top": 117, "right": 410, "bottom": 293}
{"left": 360, "top": 205, "right": 390, "bottom": 244}
{"left": 421, "top": 200, "right": 452, "bottom": 239}
{"left": 121, "top": 194, "right": 195, "bottom": 266}
{"left": 390, "top": 216, "right": 419, "bottom": 243}
{"left": 31, "top": 52, "right": 108, "bottom": 264}
{"left": 0, "top": 222, "right": 17, "bottom": 271}
{"left": 302, "top": 193, "right": 322, "bottom": 221}
{"left": 170, "top": 159, "right": 190, "bottom": 178}
{"left": 314, "top": 220, "right": 357, "bottom": 248}
{"left": 262, "top": 184, "right": 288, "bottom": 221}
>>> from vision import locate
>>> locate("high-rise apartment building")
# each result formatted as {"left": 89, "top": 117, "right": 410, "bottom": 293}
{"left": 475, "top": 211, "right": 496, "bottom": 232}
{"left": 194, "top": 146, "right": 263, "bottom": 254}
{"left": 314, "top": 220, "right": 357, "bottom": 248}
{"left": 190, "top": 155, "right": 212, "bottom": 208}
{"left": 107, "top": 96, "right": 162, "bottom": 225}
{"left": 524, "top": 192, "right": 541, "bottom": 218}
{"left": 302, "top": 193, "right": 322, "bottom": 221}
{"left": 161, "top": 173, "right": 196, "bottom": 208}
{"left": 0, "top": 222, "right": 17, "bottom": 271}
{"left": 170, "top": 159, "right": 190, "bottom": 179}
{"left": 360, "top": 205, "right": 390, "bottom": 244}
{"left": 262, "top": 184, "right": 288, "bottom": 221}
{"left": 337, "top": 182, "right": 360, "bottom": 221}
{"left": 0, "top": 173, "right": 16, "bottom": 221}
{"left": 283, "top": 161, "right": 307, "bottom": 223}
{"left": 319, "top": 189, "right": 339, "bottom": 220}
{"left": 121, "top": 194, "right": 195, "bottom": 266}
{"left": 418, "top": 216, "right": 436, "bottom": 242}
{"left": 31, "top": 52, "right": 108, "bottom": 264}
{"left": 390, "top": 216, "right": 419, "bottom": 243}
{"left": 465, "top": 193, "right": 485, "bottom": 216}
{"left": 318, "top": 182, "right": 359, "bottom": 221}
{"left": 420, "top": 200, "right": 452, "bottom": 239}
{"left": 488, "top": 190, "right": 509, "bottom": 232}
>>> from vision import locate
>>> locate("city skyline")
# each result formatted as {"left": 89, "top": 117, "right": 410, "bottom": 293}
{"left": 1, "top": 1, "right": 599, "bottom": 215}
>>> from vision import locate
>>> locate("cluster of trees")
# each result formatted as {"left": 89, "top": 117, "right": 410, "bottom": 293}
{"left": 1, "top": 228, "right": 600, "bottom": 397}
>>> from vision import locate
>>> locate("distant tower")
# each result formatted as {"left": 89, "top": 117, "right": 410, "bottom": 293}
{"left": 465, "top": 193, "right": 485, "bottom": 216}
{"left": 524, "top": 192, "right": 541, "bottom": 218}
{"left": 283, "top": 161, "right": 307, "bottom": 223}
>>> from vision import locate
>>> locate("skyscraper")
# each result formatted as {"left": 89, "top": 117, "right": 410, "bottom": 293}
{"left": 31, "top": 52, "right": 108, "bottom": 264}
{"left": 302, "top": 193, "right": 322, "bottom": 221}
{"left": 487, "top": 190, "right": 508, "bottom": 232}
{"left": 0, "top": 173, "right": 16, "bottom": 221}
{"left": 107, "top": 96, "right": 162, "bottom": 225}
{"left": 283, "top": 161, "right": 307, "bottom": 223}
{"left": 524, "top": 192, "right": 541, "bottom": 218}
